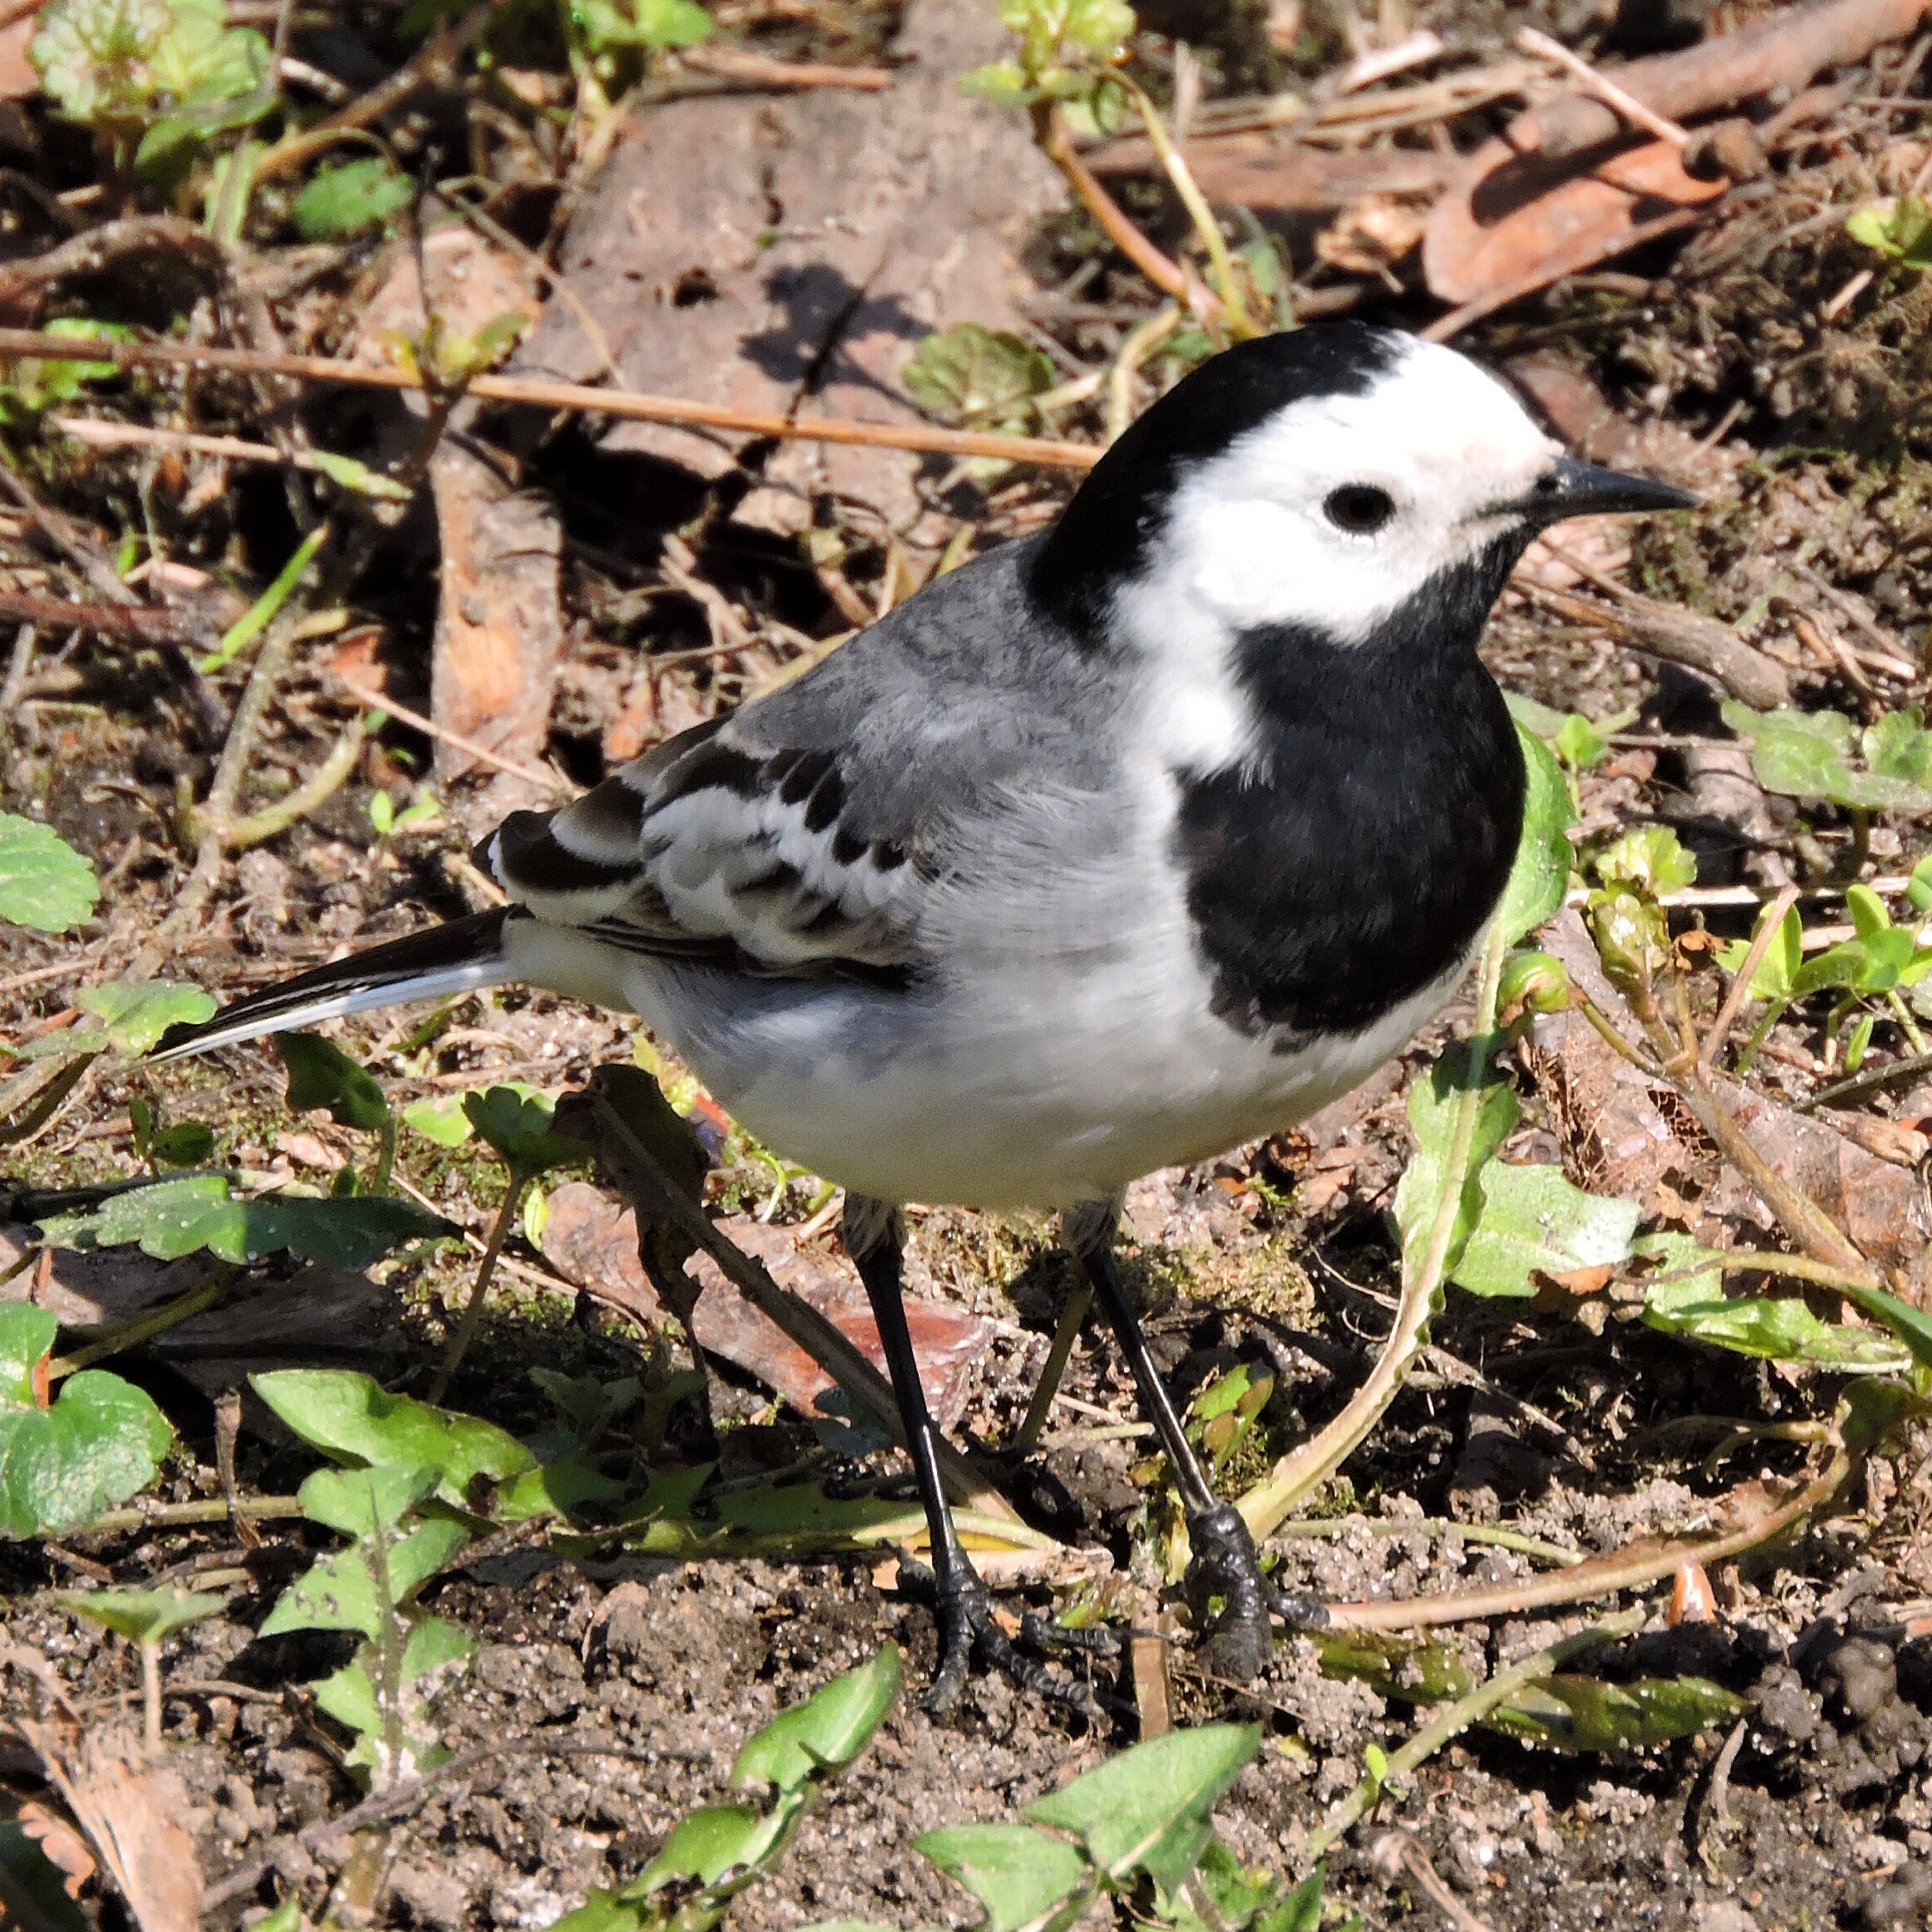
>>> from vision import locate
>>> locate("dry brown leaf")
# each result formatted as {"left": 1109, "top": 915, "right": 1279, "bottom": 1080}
{"left": 17, "top": 1720, "right": 203, "bottom": 1932}
{"left": 1312, "top": 194, "right": 1430, "bottom": 274}
{"left": 16, "top": 1799, "right": 95, "bottom": 1899}
{"left": 542, "top": 1184, "right": 994, "bottom": 1427}
{"left": 1423, "top": 134, "right": 1727, "bottom": 308}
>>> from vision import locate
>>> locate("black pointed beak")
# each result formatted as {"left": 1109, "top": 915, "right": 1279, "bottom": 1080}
{"left": 1514, "top": 454, "right": 1700, "bottom": 526}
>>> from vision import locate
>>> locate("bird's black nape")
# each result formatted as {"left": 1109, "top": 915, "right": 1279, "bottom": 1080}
{"left": 1028, "top": 322, "right": 1407, "bottom": 637}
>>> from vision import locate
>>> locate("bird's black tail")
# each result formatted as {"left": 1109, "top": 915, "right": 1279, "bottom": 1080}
{"left": 151, "top": 906, "right": 522, "bottom": 1060}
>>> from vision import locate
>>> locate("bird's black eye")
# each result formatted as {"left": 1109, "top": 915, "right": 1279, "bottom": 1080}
{"left": 1323, "top": 485, "right": 1396, "bottom": 534}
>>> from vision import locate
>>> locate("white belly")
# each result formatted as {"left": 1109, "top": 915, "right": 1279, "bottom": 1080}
{"left": 610, "top": 946, "right": 1465, "bottom": 1209}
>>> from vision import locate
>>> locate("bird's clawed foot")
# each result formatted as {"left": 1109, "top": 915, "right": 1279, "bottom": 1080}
{"left": 1182, "top": 1503, "right": 1327, "bottom": 1681}
{"left": 902, "top": 1556, "right": 1112, "bottom": 1719}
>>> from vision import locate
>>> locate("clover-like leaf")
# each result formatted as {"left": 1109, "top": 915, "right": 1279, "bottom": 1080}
{"left": 0, "top": 1304, "right": 172, "bottom": 1539}
{"left": 904, "top": 324, "right": 1054, "bottom": 432}
{"left": 0, "top": 813, "right": 98, "bottom": 933}
{"left": 252, "top": 1367, "right": 537, "bottom": 1503}
{"left": 1724, "top": 701, "right": 1932, "bottom": 813}
{"left": 1593, "top": 825, "right": 1695, "bottom": 897}
{"left": 293, "top": 156, "right": 414, "bottom": 238}
{"left": 1716, "top": 900, "right": 1802, "bottom": 1004}
{"left": 462, "top": 1086, "right": 588, "bottom": 1179}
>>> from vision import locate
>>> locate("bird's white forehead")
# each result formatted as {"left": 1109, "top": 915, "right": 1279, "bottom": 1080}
{"left": 1146, "top": 336, "right": 1560, "bottom": 645}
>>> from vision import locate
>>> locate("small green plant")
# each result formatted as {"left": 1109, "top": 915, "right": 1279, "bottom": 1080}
{"left": 57, "top": 1585, "right": 224, "bottom": 1751}
{"left": 548, "top": 1645, "right": 901, "bottom": 1932}
{"left": 433, "top": 1086, "right": 590, "bottom": 1395}
{"left": 961, "top": 0, "right": 1135, "bottom": 117}
{"left": 367, "top": 787, "right": 442, "bottom": 839}
{"left": 258, "top": 1461, "right": 475, "bottom": 1787}
{"left": 1848, "top": 195, "right": 1932, "bottom": 272}
{"left": 1722, "top": 702, "right": 1932, "bottom": 873}
{"left": 277, "top": 1031, "right": 399, "bottom": 1193}
{"left": 910, "top": 1725, "right": 1337, "bottom": 1932}
{"left": 292, "top": 155, "right": 414, "bottom": 239}
{"left": 31, "top": 0, "right": 273, "bottom": 175}
{"left": 0, "top": 813, "right": 98, "bottom": 933}
{"left": 904, "top": 325, "right": 1056, "bottom": 437}
{"left": 1313, "top": 1627, "right": 1749, "bottom": 1753}
{"left": 0, "top": 318, "right": 136, "bottom": 426}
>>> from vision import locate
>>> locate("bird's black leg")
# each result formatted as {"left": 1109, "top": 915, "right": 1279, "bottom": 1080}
{"left": 842, "top": 1194, "right": 1099, "bottom": 1715}
{"left": 1061, "top": 1198, "right": 1280, "bottom": 1681}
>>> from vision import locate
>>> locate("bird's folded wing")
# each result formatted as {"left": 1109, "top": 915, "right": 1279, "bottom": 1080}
{"left": 485, "top": 711, "right": 925, "bottom": 975}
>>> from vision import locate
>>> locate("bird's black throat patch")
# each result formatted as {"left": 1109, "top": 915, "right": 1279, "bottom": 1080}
{"left": 1174, "top": 544, "right": 1528, "bottom": 1040}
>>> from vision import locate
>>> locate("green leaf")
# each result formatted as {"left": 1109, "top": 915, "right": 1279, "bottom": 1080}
{"left": 1313, "top": 1628, "right": 1475, "bottom": 1704}
{"left": 1716, "top": 901, "right": 1801, "bottom": 1003}
{"left": 78, "top": 978, "right": 213, "bottom": 1054}
{"left": 461, "top": 1087, "right": 587, "bottom": 1179}
{"left": 1392, "top": 1050, "right": 1520, "bottom": 1279}
{"left": 1723, "top": 701, "right": 1932, "bottom": 812}
{"left": 259, "top": 1518, "right": 470, "bottom": 1639}
{"left": 292, "top": 156, "right": 414, "bottom": 238}
{"left": 298, "top": 1461, "right": 440, "bottom": 1537}
{"left": 731, "top": 1643, "right": 901, "bottom": 1794}
{"left": 1494, "top": 723, "right": 1575, "bottom": 945}
{"left": 1792, "top": 929, "right": 1917, "bottom": 997}
{"left": 1256, "top": 1867, "right": 1327, "bottom": 1932}
{"left": 31, "top": 0, "right": 172, "bottom": 122}
{"left": 1834, "top": 1279, "right": 1932, "bottom": 1377}
{"left": 0, "top": 813, "right": 98, "bottom": 932}
{"left": 38, "top": 1175, "right": 452, "bottom": 1268}
{"left": 1552, "top": 710, "right": 1609, "bottom": 772}
{"left": 308, "top": 449, "right": 412, "bottom": 500}
{"left": 1453, "top": 1163, "right": 1638, "bottom": 1300}
{"left": 0, "top": 1309, "right": 171, "bottom": 1538}
{"left": 278, "top": 1032, "right": 390, "bottom": 1131}
{"left": 1487, "top": 1674, "right": 1748, "bottom": 1752}
{"left": 0, "top": 1304, "right": 56, "bottom": 1405}
{"left": 251, "top": 1368, "right": 538, "bottom": 1502}
{"left": 1642, "top": 1280, "right": 1910, "bottom": 1374}
{"left": 1593, "top": 825, "right": 1696, "bottom": 897}
{"left": 1847, "top": 195, "right": 1932, "bottom": 270}
{"left": 629, "top": 0, "right": 712, "bottom": 45}
{"left": 17, "top": 978, "right": 216, "bottom": 1059}
{"left": 1024, "top": 1725, "right": 1260, "bottom": 1890}
{"left": 904, "top": 324, "right": 1054, "bottom": 432}
{"left": 150, "top": 1119, "right": 217, "bottom": 1166}
{"left": 56, "top": 1584, "right": 224, "bottom": 1646}
{"left": 915, "top": 1823, "right": 1091, "bottom": 1932}
{"left": 402, "top": 1093, "right": 474, "bottom": 1146}
{"left": 637, "top": 1805, "right": 791, "bottom": 1892}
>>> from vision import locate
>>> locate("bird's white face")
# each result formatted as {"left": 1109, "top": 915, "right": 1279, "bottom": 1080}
{"left": 1140, "top": 336, "right": 1561, "bottom": 648}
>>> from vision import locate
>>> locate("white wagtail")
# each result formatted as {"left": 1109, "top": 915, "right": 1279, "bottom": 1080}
{"left": 157, "top": 322, "right": 1694, "bottom": 1706}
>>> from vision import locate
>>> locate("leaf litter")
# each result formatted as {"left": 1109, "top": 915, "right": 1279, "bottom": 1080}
{"left": 6, "top": 0, "right": 1932, "bottom": 1926}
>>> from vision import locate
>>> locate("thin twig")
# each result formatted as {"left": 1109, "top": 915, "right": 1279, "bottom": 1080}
{"left": 1035, "top": 105, "right": 1208, "bottom": 320}
{"left": 1326, "top": 1442, "right": 1848, "bottom": 1632}
{"left": 0, "top": 590, "right": 203, "bottom": 645}
{"left": 677, "top": 45, "right": 892, "bottom": 89}
{"left": 1700, "top": 882, "right": 1800, "bottom": 1069}
{"left": 1516, "top": 26, "right": 1690, "bottom": 146}
{"left": 335, "top": 675, "right": 572, "bottom": 793}
{"left": 0, "top": 327, "right": 1103, "bottom": 471}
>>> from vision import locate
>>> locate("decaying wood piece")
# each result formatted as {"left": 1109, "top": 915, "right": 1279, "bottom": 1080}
{"left": 513, "top": 0, "right": 1061, "bottom": 539}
